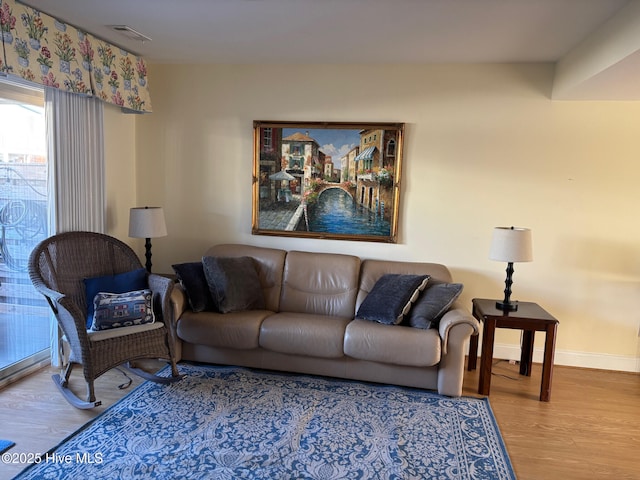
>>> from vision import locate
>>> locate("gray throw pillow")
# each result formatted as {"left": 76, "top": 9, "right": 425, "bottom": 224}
{"left": 406, "top": 282, "right": 463, "bottom": 329}
{"left": 356, "top": 274, "right": 430, "bottom": 325}
{"left": 172, "top": 262, "right": 215, "bottom": 312}
{"left": 202, "top": 256, "right": 265, "bottom": 313}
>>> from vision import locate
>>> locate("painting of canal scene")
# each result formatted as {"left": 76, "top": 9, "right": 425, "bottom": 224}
{"left": 252, "top": 121, "right": 404, "bottom": 242}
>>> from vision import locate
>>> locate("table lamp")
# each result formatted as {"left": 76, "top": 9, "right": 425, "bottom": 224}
{"left": 489, "top": 226, "right": 532, "bottom": 311}
{"left": 128, "top": 206, "right": 167, "bottom": 272}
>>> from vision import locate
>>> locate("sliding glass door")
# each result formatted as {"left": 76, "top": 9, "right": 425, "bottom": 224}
{"left": 0, "top": 79, "right": 50, "bottom": 384}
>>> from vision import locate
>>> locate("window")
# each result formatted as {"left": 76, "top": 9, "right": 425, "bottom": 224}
{"left": 364, "top": 158, "right": 373, "bottom": 171}
{"left": 0, "top": 79, "right": 50, "bottom": 383}
{"left": 386, "top": 139, "right": 396, "bottom": 157}
{"left": 263, "top": 128, "right": 272, "bottom": 150}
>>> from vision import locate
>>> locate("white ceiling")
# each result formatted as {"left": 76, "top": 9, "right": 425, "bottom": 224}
{"left": 19, "top": 0, "right": 640, "bottom": 100}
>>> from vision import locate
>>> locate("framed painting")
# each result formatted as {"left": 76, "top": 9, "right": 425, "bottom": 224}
{"left": 252, "top": 121, "right": 404, "bottom": 243}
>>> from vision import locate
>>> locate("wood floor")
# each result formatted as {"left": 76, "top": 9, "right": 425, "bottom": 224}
{"left": 0, "top": 359, "right": 638, "bottom": 480}
{"left": 464, "top": 361, "right": 639, "bottom": 480}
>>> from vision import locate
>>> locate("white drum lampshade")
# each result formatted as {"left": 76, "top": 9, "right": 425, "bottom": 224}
{"left": 129, "top": 207, "right": 167, "bottom": 272}
{"left": 489, "top": 226, "right": 532, "bottom": 311}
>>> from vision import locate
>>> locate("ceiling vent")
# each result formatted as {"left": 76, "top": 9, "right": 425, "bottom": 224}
{"left": 109, "top": 25, "right": 152, "bottom": 43}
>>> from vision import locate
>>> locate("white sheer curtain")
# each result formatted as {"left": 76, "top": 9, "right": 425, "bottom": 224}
{"left": 45, "top": 88, "right": 106, "bottom": 233}
{"left": 44, "top": 88, "right": 106, "bottom": 365}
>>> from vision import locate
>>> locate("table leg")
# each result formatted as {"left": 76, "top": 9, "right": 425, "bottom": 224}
{"left": 520, "top": 330, "right": 535, "bottom": 376}
{"left": 540, "top": 323, "right": 558, "bottom": 402}
{"left": 478, "top": 318, "right": 496, "bottom": 396}
{"left": 468, "top": 333, "right": 479, "bottom": 371}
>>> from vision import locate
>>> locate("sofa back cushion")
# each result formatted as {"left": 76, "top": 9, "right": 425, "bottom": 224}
{"left": 280, "top": 251, "right": 361, "bottom": 318}
{"left": 357, "top": 260, "right": 453, "bottom": 312}
{"left": 204, "top": 244, "right": 286, "bottom": 312}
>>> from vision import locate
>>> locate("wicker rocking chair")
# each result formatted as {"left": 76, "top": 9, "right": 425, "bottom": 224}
{"left": 28, "top": 231, "right": 181, "bottom": 409}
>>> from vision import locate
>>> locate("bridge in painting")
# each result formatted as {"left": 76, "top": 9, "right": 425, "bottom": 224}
{"left": 315, "top": 182, "right": 355, "bottom": 200}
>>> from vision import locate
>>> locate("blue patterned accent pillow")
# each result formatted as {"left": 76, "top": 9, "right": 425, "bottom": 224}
{"left": 90, "top": 289, "right": 155, "bottom": 331}
{"left": 406, "top": 282, "right": 463, "bottom": 329}
{"left": 83, "top": 268, "right": 148, "bottom": 327}
{"left": 356, "top": 274, "right": 430, "bottom": 325}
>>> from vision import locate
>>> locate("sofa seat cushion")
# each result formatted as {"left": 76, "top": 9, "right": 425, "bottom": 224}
{"left": 344, "top": 319, "right": 441, "bottom": 367}
{"left": 177, "top": 310, "right": 272, "bottom": 349}
{"left": 260, "top": 312, "right": 352, "bottom": 358}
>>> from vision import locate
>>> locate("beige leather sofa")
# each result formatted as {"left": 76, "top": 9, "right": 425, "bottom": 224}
{"left": 170, "top": 244, "right": 479, "bottom": 397}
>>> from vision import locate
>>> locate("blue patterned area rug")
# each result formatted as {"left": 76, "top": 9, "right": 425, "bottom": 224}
{"left": 15, "top": 364, "right": 515, "bottom": 479}
{"left": 0, "top": 439, "right": 15, "bottom": 454}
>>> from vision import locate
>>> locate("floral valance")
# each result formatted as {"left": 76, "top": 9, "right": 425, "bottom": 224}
{"left": 0, "top": 0, "right": 152, "bottom": 112}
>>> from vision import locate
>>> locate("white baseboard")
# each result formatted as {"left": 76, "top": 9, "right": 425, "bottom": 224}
{"left": 486, "top": 343, "right": 640, "bottom": 373}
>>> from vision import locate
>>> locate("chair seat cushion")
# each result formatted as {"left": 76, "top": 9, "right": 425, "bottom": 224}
{"left": 87, "top": 321, "right": 164, "bottom": 342}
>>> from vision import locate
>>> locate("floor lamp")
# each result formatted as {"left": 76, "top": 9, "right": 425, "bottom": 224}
{"left": 489, "top": 226, "right": 533, "bottom": 311}
{"left": 128, "top": 206, "right": 167, "bottom": 273}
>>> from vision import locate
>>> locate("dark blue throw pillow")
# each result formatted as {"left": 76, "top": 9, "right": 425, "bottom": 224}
{"left": 172, "top": 262, "right": 215, "bottom": 312}
{"left": 406, "top": 282, "right": 464, "bottom": 329}
{"left": 83, "top": 268, "right": 148, "bottom": 328}
{"left": 356, "top": 274, "right": 430, "bottom": 325}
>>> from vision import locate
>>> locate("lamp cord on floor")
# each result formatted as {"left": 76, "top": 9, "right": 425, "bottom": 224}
{"left": 115, "top": 368, "right": 133, "bottom": 390}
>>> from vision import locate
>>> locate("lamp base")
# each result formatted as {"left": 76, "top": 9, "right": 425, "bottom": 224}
{"left": 496, "top": 300, "right": 518, "bottom": 311}
{"left": 144, "top": 237, "right": 153, "bottom": 273}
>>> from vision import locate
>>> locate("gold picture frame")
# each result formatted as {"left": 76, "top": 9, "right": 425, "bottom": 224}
{"left": 252, "top": 121, "right": 404, "bottom": 243}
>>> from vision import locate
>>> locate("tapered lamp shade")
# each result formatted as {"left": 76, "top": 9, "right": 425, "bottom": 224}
{"left": 489, "top": 227, "right": 532, "bottom": 311}
{"left": 129, "top": 207, "right": 167, "bottom": 239}
{"left": 129, "top": 207, "right": 167, "bottom": 272}
{"left": 489, "top": 227, "right": 533, "bottom": 263}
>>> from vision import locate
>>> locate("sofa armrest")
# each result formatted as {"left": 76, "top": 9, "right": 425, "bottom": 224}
{"left": 167, "top": 283, "right": 190, "bottom": 361}
{"left": 148, "top": 274, "right": 173, "bottom": 326}
{"left": 148, "top": 273, "right": 182, "bottom": 363}
{"left": 170, "top": 284, "right": 189, "bottom": 324}
{"left": 436, "top": 301, "right": 480, "bottom": 397}
{"left": 438, "top": 302, "right": 480, "bottom": 355}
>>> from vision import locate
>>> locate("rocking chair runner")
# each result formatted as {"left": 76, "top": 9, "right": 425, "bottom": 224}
{"left": 28, "top": 231, "right": 181, "bottom": 409}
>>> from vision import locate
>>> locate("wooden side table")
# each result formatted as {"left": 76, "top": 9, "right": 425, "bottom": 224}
{"left": 470, "top": 298, "right": 559, "bottom": 402}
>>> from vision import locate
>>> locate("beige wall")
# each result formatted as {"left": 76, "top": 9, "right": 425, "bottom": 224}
{"left": 124, "top": 63, "right": 640, "bottom": 372}
{"left": 104, "top": 106, "right": 136, "bottom": 246}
